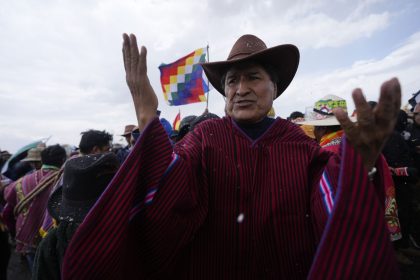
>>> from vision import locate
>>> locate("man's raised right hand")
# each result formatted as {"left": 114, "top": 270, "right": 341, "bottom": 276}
{"left": 123, "top": 33, "right": 158, "bottom": 131}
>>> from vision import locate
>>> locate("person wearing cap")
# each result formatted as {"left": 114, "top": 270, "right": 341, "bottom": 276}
{"left": 3, "top": 145, "right": 67, "bottom": 272}
{"left": 116, "top": 125, "right": 136, "bottom": 163}
{"left": 21, "top": 147, "right": 44, "bottom": 171}
{"left": 32, "top": 153, "right": 120, "bottom": 280}
{"left": 63, "top": 34, "right": 402, "bottom": 279}
{"left": 121, "top": 124, "right": 136, "bottom": 147}
{"left": 297, "top": 95, "right": 358, "bottom": 147}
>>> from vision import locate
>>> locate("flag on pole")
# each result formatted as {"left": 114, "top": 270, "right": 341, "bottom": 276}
{"left": 159, "top": 48, "right": 209, "bottom": 106}
{"left": 173, "top": 111, "right": 181, "bottom": 131}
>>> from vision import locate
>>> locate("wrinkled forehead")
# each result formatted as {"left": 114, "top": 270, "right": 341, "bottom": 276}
{"left": 225, "top": 61, "right": 266, "bottom": 76}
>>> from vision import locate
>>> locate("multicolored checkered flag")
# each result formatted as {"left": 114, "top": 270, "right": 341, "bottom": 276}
{"left": 159, "top": 48, "right": 209, "bottom": 106}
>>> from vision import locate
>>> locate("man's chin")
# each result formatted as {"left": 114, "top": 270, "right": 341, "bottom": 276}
{"left": 232, "top": 114, "right": 264, "bottom": 124}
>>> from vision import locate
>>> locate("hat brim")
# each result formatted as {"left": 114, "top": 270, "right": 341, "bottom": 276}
{"left": 201, "top": 44, "right": 299, "bottom": 99}
{"left": 296, "top": 116, "right": 357, "bottom": 126}
{"left": 47, "top": 185, "right": 97, "bottom": 223}
{"left": 21, "top": 158, "right": 41, "bottom": 162}
{"left": 59, "top": 196, "right": 97, "bottom": 223}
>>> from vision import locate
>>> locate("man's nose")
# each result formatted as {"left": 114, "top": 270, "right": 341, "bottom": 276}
{"left": 236, "top": 77, "right": 250, "bottom": 96}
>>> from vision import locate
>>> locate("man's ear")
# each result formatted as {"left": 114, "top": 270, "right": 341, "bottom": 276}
{"left": 273, "top": 83, "right": 277, "bottom": 100}
{"left": 91, "top": 146, "right": 100, "bottom": 154}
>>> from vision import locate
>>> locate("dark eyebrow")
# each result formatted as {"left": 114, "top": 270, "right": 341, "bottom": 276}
{"left": 247, "top": 71, "right": 260, "bottom": 75}
{"left": 225, "top": 72, "right": 237, "bottom": 79}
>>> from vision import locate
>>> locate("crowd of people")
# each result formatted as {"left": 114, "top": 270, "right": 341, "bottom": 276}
{"left": 0, "top": 111, "right": 224, "bottom": 279}
{"left": 0, "top": 33, "right": 418, "bottom": 279}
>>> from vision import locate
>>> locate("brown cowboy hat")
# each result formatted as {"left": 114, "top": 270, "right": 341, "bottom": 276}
{"left": 121, "top": 125, "right": 136, "bottom": 136}
{"left": 201, "top": 34, "right": 299, "bottom": 99}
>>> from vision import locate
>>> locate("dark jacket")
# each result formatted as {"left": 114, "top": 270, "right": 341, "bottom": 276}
{"left": 32, "top": 221, "right": 78, "bottom": 280}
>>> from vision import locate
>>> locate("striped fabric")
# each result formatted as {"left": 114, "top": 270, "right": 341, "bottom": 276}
{"left": 319, "top": 171, "right": 334, "bottom": 215}
{"left": 4, "top": 169, "right": 58, "bottom": 253}
{"left": 308, "top": 137, "right": 399, "bottom": 279}
{"left": 63, "top": 117, "right": 399, "bottom": 279}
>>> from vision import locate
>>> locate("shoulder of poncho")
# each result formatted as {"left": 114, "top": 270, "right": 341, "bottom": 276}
{"left": 190, "top": 117, "right": 317, "bottom": 146}
{"left": 188, "top": 117, "right": 230, "bottom": 138}
{"left": 21, "top": 170, "right": 39, "bottom": 182}
{"left": 269, "top": 118, "right": 318, "bottom": 145}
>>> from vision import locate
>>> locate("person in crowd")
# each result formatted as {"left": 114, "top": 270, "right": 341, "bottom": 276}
{"left": 406, "top": 104, "right": 420, "bottom": 169}
{"left": 287, "top": 111, "right": 304, "bottom": 121}
{"left": 2, "top": 143, "right": 46, "bottom": 182}
{"left": 3, "top": 145, "right": 67, "bottom": 272}
{"left": 0, "top": 144, "right": 12, "bottom": 262}
{"left": 169, "top": 130, "right": 178, "bottom": 143}
{"left": 39, "top": 129, "right": 114, "bottom": 237}
{"left": 189, "top": 112, "right": 220, "bottom": 132}
{"left": 405, "top": 103, "right": 420, "bottom": 249}
{"left": 122, "top": 125, "right": 136, "bottom": 147}
{"left": 32, "top": 152, "right": 120, "bottom": 280}
{"left": 173, "top": 112, "right": 220, "bottom": 143}
{"left": 116, "top": 124, "right": 136, "bottom": 163}
{"left": 288, "top": 110, "right": 315, "bottom": 139}
{"left": 20, "top": 147, "right": 44, "bottom": 171}
{"left": 160, "top": 118, "right": 173, "bottom": 137}
{"left": 78, "top": 130, "right": 113, "bottom": 155}
{"left": 0, "top": 150, "right": 11, "bottom": 171}
{"left": 0, "top": 173, "right": 11, "bottom": 280}
{"left": 380, "top": 106, "right": 420, "bottom": 264}
{"left": 175, "top": 115, "right": 197, "bottom": 142}
{"left": 62, "top": 34, "right": 401, "bottom": 279}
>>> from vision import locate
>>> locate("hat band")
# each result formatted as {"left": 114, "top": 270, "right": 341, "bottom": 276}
{"left": 313, "top": 108, "right": 334, "bottom": 116}
{"left": 228, "top": 51, "right": 263, "bottom": 61}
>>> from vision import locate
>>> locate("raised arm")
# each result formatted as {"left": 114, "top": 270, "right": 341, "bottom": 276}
{"left": 122, "top": 33, "right": 158, "bottom": 131}
{"left": 335, "top": 78, "right": 401, "bottom": 171}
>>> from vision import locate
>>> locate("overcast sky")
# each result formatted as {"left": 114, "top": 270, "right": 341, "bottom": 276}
{"left": 1, "top": 0, "right": 419, "bottom": 153}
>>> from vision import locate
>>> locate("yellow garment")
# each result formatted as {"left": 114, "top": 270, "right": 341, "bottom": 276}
{"left": 39, "top": 219, "right": 57, "bottom": 238}
{"left": 300, "top": 125, "right": 315, "bottom": 139}
{"left": 267, "top": 107, "right": 276, "bottom": 118}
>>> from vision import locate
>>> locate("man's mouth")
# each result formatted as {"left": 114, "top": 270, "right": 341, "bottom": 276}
{"left": 235, "top": 100, "right": 254, "bottom": 107}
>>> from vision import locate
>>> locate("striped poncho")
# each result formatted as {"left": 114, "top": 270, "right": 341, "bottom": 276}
{"left": 63, "top": 117, "right": 399, "bottom": 279}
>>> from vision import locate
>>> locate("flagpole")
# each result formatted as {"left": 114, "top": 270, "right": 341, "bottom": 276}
{"left": 205, "top": 43, "right": 210, "bottom": 111}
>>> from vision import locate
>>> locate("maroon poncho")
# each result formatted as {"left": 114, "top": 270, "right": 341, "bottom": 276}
{"left": 63, "top": 117, "right": 399, "bottom": 279}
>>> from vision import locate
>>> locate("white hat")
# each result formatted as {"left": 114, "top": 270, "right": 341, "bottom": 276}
{"left": 297, "top": 95, "right": 356, "bottom": 126}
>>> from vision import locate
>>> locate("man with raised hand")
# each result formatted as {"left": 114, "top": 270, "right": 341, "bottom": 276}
{"left": 63, "top": 34, "right": 401, "bottom": 280}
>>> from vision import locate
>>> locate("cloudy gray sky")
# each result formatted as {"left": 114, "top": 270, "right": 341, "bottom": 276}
{"left": 1, "top": 0, "right": 419, "bottom": 153}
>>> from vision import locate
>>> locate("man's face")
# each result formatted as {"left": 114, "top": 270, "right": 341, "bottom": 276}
{"left": 224, "top": 63, "right": 276, "bottom": 123}
{"left": 124, "top": 135, "right": 131, "bottom": 146}
{"left": 90, "top": 143, "right": 111, "bottom": 155}
{"left": 30, "top": 161, "right": 42, "bottom": 170}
